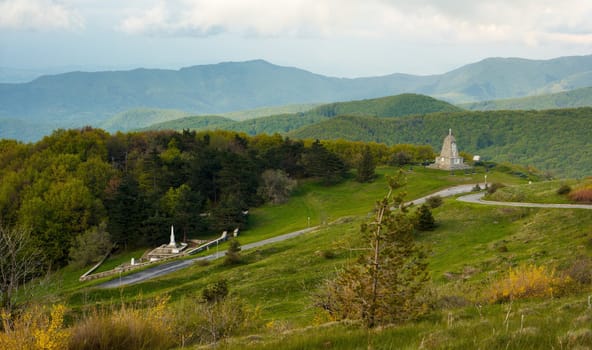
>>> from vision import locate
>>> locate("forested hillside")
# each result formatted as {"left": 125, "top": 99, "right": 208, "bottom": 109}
{"left": 0, "top": 128, "right": 433, "bottom": 269}
{"left": 144, "top": 94, "right": 461, "bottom": 134}
{"left": 463, "top": 86, "right": 592, "bottom": 111}
{"left": 289, "top": 108, "right": 592, "bottom": 178}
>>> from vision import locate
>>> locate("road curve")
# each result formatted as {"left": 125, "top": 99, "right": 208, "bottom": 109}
{"left": 98, "top": 184, "right": 489, "bottom": 289}
{"left": 458, "top": 192, "right": 592, "bottom": 210}
{"left": 103, "top": 182, "right": 591, "bottom": 289}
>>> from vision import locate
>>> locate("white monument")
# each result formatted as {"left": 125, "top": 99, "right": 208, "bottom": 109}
{"left": 146, "top": 225, "right": 188, "bottom": 261}
{"left": 429, "top": 129, "right": 471, "bottom": 170}
{"left": 168, "top": 225, "right": 177, "bottom": 247}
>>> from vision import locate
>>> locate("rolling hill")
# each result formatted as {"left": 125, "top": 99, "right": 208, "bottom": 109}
{"left": 141, "top": 94, "right": 462, "bottom": 134}
{"left": 288, "top": 109, "right": 592, "bottom": 178}
{"left": 462, "top": 86, "right": 592, "bottom": 111}
{"left": 2, "top": 55, "right": 592, "bottom": 141}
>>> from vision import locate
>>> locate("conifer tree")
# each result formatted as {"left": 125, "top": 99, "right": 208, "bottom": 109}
{"left": 356, "top": 146, "right": 376, "bottom": 183}
{"left": 317, "top": 170, "right": 428, "bottom": 327}
{"left": 415, "top": 204, "right": 436, "bottom": 231}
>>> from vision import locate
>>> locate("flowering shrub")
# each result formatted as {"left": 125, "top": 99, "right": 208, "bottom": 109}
{"left": 486, "top": 264, "right": 572, "bottom": 303}
{"left": 0, "top": 304, "right": 69, "bottom": 350}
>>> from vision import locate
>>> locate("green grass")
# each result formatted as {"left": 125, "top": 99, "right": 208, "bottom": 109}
{"left": 215, "top": 296, "right": 592, "bottom": 350}
{"left": 25, "top": 165, "right": 592, "bottom": 349}
{"left": 487, "top": 179, "right": 592, "bottom": 204}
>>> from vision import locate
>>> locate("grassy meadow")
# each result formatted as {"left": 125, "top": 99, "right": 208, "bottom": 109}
{"left": 19, "top": 165, "right": 592, "bottom": 349}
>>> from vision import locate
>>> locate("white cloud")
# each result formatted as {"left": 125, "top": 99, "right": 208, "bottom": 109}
{"left": 0, "top": 0, "right": 83, "bottom": 30}
{"left": 118, "top": 0, "right": 592, "bottom": 49}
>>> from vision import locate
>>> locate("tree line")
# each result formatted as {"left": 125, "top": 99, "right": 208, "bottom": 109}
{"left": 0, "top": 128, "right": 435, "bottom": 270}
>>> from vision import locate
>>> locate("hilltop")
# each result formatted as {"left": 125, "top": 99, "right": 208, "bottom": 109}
{"left": 143, "top": 93, "right": 461, "bottom": 134}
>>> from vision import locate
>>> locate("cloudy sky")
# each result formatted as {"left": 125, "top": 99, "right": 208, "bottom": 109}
{"left": 1, "top": 0, "right": 591, "bottom": 78}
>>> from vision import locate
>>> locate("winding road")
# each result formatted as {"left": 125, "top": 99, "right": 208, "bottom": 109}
{"left": 98, "top": 183, "right": 591, "bottom": 288}
{"left": 458, "top": 192, "right": 592, "bottom": 209}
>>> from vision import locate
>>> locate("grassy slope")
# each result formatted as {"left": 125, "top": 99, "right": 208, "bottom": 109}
{"left": 27, "top": 166, "right": 592, "bottom": 349}
{"left": 461, "top": 86, "right": 592, "bottom": 111}
{"left": 487, "top": 179, "right": 592, "bottom": 204}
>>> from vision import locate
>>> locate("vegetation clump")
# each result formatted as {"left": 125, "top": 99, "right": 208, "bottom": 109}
{"left": 568, "top": 185, "right": 592, "bottom": 203}
{"left": 425, "top": 195, "right": 443, "bottom": 208}
{"left": 224, "top": 239, "right": 242, "bottom": 265}
{"left": 556, "top": 184, "right": 572, "bottom": 195}
{"left": 485, "top": 264, "right": 572, "bottom": 303}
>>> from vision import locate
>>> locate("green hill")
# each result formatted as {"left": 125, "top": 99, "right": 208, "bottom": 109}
{"left": 462, "top": 86, "right": 592, "bottom": 111}
{"left": 145, "top": 94, "right": 461, "bottom": 134}
{"left": 138, "top": 115, "right": 235, "bottom": 131}
{"left": 100, "top": 108, "right": 192, "bottom": 132}
{"left": 289, "top": 108, "right": 592, "bottom": 178}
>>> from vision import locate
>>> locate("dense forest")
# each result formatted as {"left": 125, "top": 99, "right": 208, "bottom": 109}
{"left": 289, "top": 108, "right": 592, "bottom": 178}
{"left": 0, "top": 128, "right": 434, "bottom": 269}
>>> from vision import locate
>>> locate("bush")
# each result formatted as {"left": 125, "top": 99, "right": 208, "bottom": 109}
{"left": 415, "top": 204, "right": 436, "bottom": 231}
{"left": 0, "top": 304, "right": 69, "bottom": 350}
{"left": 202, "top": 280, "right": 229, "bottom": 303}
{"left": 485, "top": 264, "right": 572, "bottom": 303}
{"left": 487, "top": 182, "right": 506, "bottom": 194}
{"left": 472, "top": 184, "right": 482, "bottom": 192}
{"left": 224, "top": 239, "right": 242, "bottom": 265}
{"left": 568, "top": 187, "right": 592, "bottom": 203}
{"left": 565, "top": 257, "right": 592, "bottom": 285}
{"left": 69, "top": 296, "right": 174, "bottom": 350}
{"left": 556, "top": 184, "right": 572, "bottom": 195}
{"left": 425, "top": 195, "right": 443, "bottom": 209}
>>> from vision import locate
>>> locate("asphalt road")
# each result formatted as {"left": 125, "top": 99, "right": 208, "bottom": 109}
{"left": 98, "top": 226, "right": 319, "bottom": 288}
{"left": 458, "top": 192, "right": 592, "bottom": 209}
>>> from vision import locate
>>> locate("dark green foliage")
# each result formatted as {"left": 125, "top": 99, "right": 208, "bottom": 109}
{"left": 557, "top": 184, "right": 572, "bottom": 195}
{"left": 487, "top": 182, "right": 506, "bottom": 194}
{"left": 69, "top": 222, "right": 113, "bottom": 268}
{"left": 224, "top": 239, "right": 242, "bottom": 266}
{"left": 356, "top": 146, "right": 376, "bottom": 183}
{"left": 415, "top": 204, "right": 436, "bottom": 231}
{"left": 301, "top": 140, "right": 348, "bottom": 185}
{"left": 425, "top": 195, "right": 443, "bottom": 209}
{"left": 1, "top": 129, "right": 326, "bottom": 266}
{"left": 390, "top": 151, "right": 413, "bottom": 166}
{"left": 202, "top": 280, "right": 229, "bottom": 303}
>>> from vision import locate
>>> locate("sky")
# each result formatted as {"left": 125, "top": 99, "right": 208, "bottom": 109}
{"left": 1, "top": 0, "right": 592, "bottom": 79}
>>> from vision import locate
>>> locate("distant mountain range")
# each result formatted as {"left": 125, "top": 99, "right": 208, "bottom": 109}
{"left": 2, "top": 54, "right": 592, "bottom": 141}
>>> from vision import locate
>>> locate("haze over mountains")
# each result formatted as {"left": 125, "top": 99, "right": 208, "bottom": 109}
{"left": 1, "top": 54, "right": 592, "bottom": 142}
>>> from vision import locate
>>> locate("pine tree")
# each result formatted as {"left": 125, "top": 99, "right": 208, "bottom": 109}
{"left": 317, "top": 170, "right": 428, "bottom": 327}
{"left": 415, "top": 204, "right": 436, "bottom": 231}
{"left": 224, "top": 239, "right": 242, "bottom": 265}
{"left": 356, "top": 146, "right": 376, "bottom": 183}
